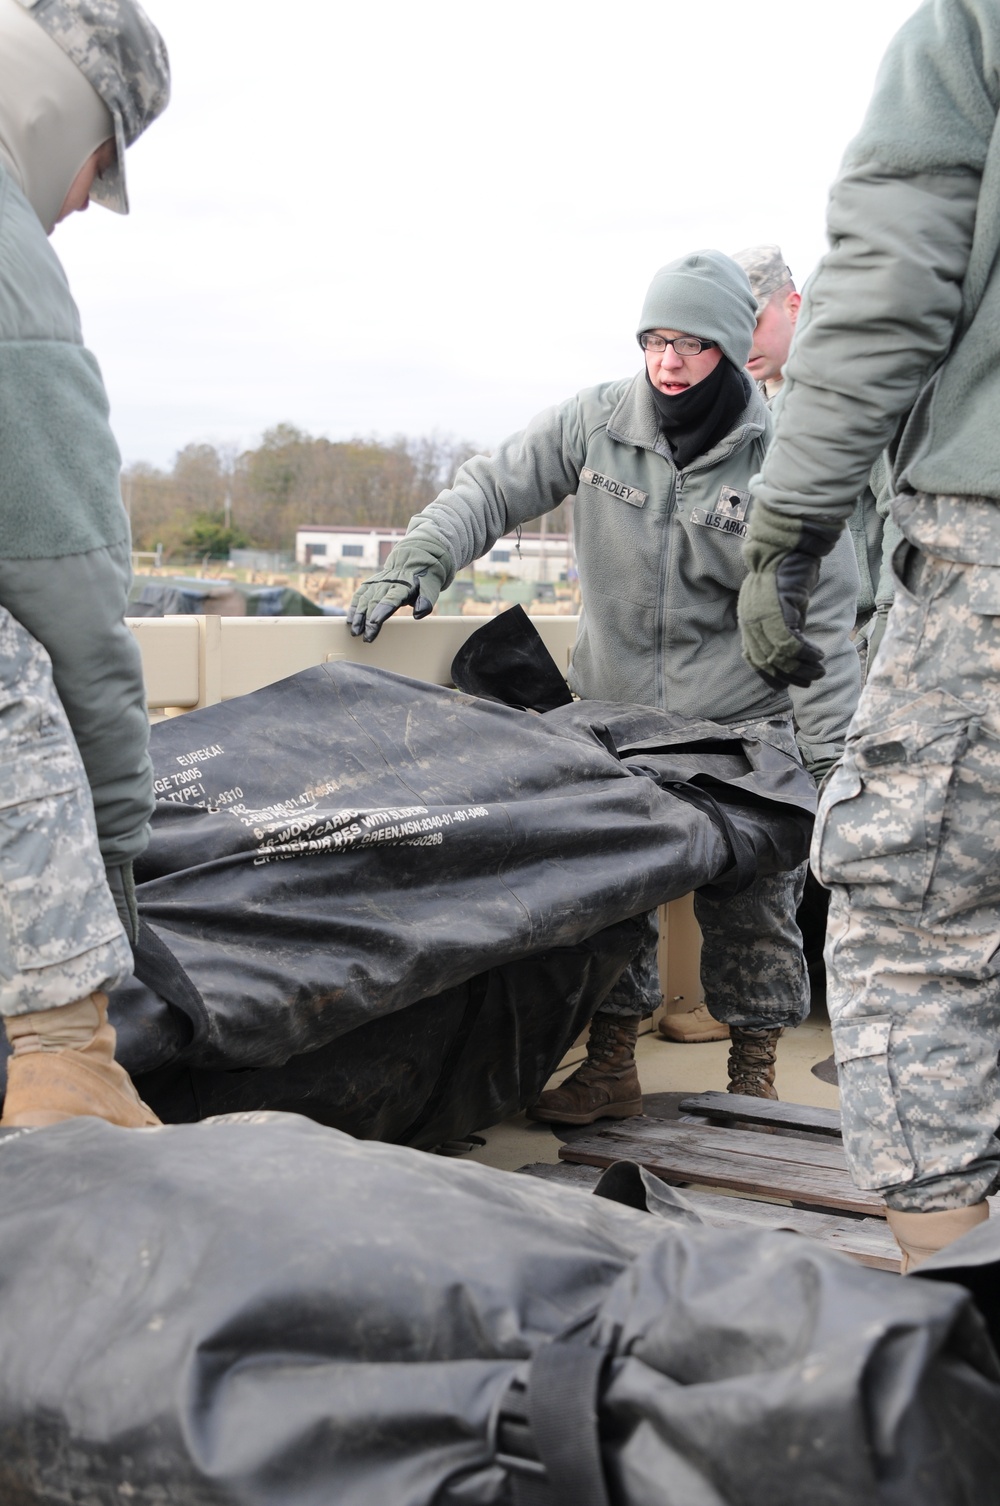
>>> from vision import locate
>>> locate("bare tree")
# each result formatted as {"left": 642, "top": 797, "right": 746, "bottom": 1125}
{"left": 123, "top": 427, "right": 491, "bottom": 558}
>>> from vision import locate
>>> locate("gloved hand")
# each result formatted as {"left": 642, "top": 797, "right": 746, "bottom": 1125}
{"left": 347, "top": 534, "right": 454, "bottom": 643}
{"left": 738, "top": 502, "right": 842, "bottom": 690}
{"left": 105, "top": 860, "right": 139, "bottom": 948}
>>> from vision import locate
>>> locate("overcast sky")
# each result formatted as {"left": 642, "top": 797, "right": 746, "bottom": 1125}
{"left": 55, "top": 0, "right": 919, "bottom": 470}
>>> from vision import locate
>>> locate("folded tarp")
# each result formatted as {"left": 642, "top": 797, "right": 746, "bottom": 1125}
{"left": 0, "top": 1112, "right": 995, "bottom": 1505}
{"left": 88, "top": 661, "right": 815, "bottom": 1139}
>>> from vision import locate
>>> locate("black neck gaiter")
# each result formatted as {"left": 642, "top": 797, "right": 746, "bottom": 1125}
{"left": 647, "top": 358, "right": 751, "bottom": 470}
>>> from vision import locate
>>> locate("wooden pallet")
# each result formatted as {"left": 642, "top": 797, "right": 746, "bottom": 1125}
{"left": 516, "top": 1092, "right": 901, "bottom": 1273}
{"left": 678, "top": 1090, "right": 843, "bottom": 1137}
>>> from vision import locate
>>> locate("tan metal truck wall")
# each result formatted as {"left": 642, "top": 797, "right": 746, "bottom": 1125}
{"left": 128, "top": 614, "right": 580, "bottom": 710}
{"left": 659, "top": 892, "right": 704, "bottom": 1015}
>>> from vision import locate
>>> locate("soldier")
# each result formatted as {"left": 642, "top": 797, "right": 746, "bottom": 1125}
{"left": 734, "top": 242, "right": 900, "bottom": 670}
{"left": 725, "top": 246, "right": 902, "bottom": 1027}
{"left": 349, "top": 250, "right": 861, "bottom": 1117}
{"left": 656, "top": 245, "right": 808, "bottom": 1046}
{"left": 0, "top": 0, "right": 169, "bottom": 1127}
{"left": 738, "top": 0, "right": 1000, "bottom": 1266}
{"left": 732, "top": 244, "right": 801, "bottom": 402}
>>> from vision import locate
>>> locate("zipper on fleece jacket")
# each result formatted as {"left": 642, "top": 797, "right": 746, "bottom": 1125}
{"left": 650, "top": 425, "right": 761, "bottom": 711}
{"left": 654, "top": 468, "right": 679, "bottom": 710}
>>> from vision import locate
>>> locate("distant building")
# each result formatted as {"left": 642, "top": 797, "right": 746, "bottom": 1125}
{"left": 296, "top": 525, "right": 402, "bottom": 571}
{"left": 295, "top": 524, "right": 575, "bottom": 584}
{"left": 230, "top": 548, "right": 293, "bottom": 572}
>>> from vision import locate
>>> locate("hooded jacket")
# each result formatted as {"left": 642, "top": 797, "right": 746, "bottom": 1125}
{"left": 0, "top": 163, "right": 152, "bottom": 866}
{"left": 0, "top": 0, "right": 113, "bottom": 232}
{"left": 754, "top": 0, "right": 1000, "bottom": 555}
{"left": 406, "top": 372, "right": 861, "bottom": 768}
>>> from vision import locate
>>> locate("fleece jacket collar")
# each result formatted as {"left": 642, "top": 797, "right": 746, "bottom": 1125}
{"left": 606, "top": 370, "right": 768, "bottom": 474}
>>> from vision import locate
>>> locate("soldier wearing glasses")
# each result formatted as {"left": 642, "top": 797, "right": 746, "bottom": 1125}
{"left": 350, "top": 250, "right": 860, "bottom": 1118}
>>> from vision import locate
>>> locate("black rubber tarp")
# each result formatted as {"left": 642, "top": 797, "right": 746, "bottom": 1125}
{"left": 125, "top": 915, "right": 646, "bottom": 1144}
{"left": 0, "top": 1113, "right": 996, "bottom": 1505}
{"left": 80, "top": 660, "right": 814, "bottom": 1140}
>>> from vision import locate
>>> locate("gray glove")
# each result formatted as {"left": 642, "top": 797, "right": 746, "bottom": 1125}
{"left": 738, "top": 503, "right": 842, "bottom": 689}
{"left": 348, "top": 534, "right": 454, "bottom": 643}
{"left": 105, "top": 861, "right": 139, "bottom": 948}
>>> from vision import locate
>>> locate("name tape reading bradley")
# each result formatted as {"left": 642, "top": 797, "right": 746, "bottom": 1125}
{"left": 580, "top": 468, "right": 648, "bottom": 507}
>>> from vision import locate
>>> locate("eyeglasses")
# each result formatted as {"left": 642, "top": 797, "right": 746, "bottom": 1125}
{"left": 638, "top": 333, "right": 718, "bottom": 356}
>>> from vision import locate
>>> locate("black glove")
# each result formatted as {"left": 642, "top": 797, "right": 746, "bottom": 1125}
{"left": 738, "top": 503, "right": 842, "bottom": 690}
{"left": 347, "top": 534, "right": 453, "bottom": 643}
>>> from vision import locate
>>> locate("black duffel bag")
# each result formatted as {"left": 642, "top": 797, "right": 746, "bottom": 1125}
{"left": 0, "top": 1113, "right": 995, "bottom": 1505}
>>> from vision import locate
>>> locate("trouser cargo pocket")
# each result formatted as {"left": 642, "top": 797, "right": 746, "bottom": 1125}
{"left": 811, "top": 691, "right": 974, "bottom": 912}
{"left": 831, "top": 1015, "right": 915, "bottom": 1190}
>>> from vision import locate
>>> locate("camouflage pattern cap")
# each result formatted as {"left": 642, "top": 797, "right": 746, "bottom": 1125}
{"left": 15, "top": 0, "right": 169, "bottom": 214}
{"left": 731, "top": 244, "right": 794, "bottom": 310}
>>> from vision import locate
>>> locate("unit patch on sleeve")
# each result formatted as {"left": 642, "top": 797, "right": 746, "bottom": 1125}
{"left": 690, "top": 485, "right": 750, "bottom": 538}
{"left": 580, "top": 468, "right": 648, "bottom": 507}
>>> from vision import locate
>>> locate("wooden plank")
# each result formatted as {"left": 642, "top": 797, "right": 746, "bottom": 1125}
{"left": 636, "top": 1188, "right": 896, "bottom": 1271}
{"left": 517, "top": 1161, "right": 898, "bottom": 1271}
{"left": 558, "top": 1118, "right": 885, "bottom": 1217}
{"left": 805, "top": 1223, "right": 899, "bottom": 1272}
{"left": 518, "top": 1162, "right": 603, "bottom": 1188}
{"left": 679, "top": 1092, "right": 842, "bottom": 1137}
{"left": 565, "top": 1116, "right": 852, "bottom": 1170}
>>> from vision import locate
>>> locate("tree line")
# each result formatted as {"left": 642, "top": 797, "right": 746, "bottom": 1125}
{"left": 124, "top": 425, "right": 571, "bottom": 561}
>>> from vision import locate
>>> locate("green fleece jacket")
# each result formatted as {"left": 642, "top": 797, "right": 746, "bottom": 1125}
{"left": 408, "top": 372, "right": 861, "bottom": 767}
{"left": 0, "top": 167, "right": 152, "bottom": 866}
{"left": 755, "top": 0, "right": 1000, "bottom": 529}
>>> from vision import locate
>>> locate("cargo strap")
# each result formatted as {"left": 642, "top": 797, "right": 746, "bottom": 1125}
{"left": 493, "top": 1337, "right": 611, "bottom": 1506}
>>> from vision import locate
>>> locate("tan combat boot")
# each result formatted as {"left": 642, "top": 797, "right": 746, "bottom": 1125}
{"left": 658, "top": 1002, "right": 730, "bottom": 1044}
{"left": 1, "top": 992, "right": 160, "bottom": 1129}
{"left": 886, "top": 1203, "right": 990, "bottom": 1274}
{"left": 528, "top": 1014, "right": 642, "bottom": 1126}
{"left": 727, "top": 1026, "right": 782, "bottom": 1099}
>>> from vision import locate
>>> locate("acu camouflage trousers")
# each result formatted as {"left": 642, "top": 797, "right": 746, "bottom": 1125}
{"left": 816, "top": 526, "right": 1000, "bottom": 1212}
{"left": 0, "top": 607, "right": 131, "bottom": 1017}
{"left": 601, "top": 713, "right": 810, "bottom": 1030}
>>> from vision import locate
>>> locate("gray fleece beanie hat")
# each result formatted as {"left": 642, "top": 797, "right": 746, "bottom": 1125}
{"left": 637, "top": 250, "right": 757, "bottom": 368}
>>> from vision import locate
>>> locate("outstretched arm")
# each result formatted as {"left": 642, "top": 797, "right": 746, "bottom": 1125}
{"left": 349, "top": 389, "right": 593, "bottom": 640}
